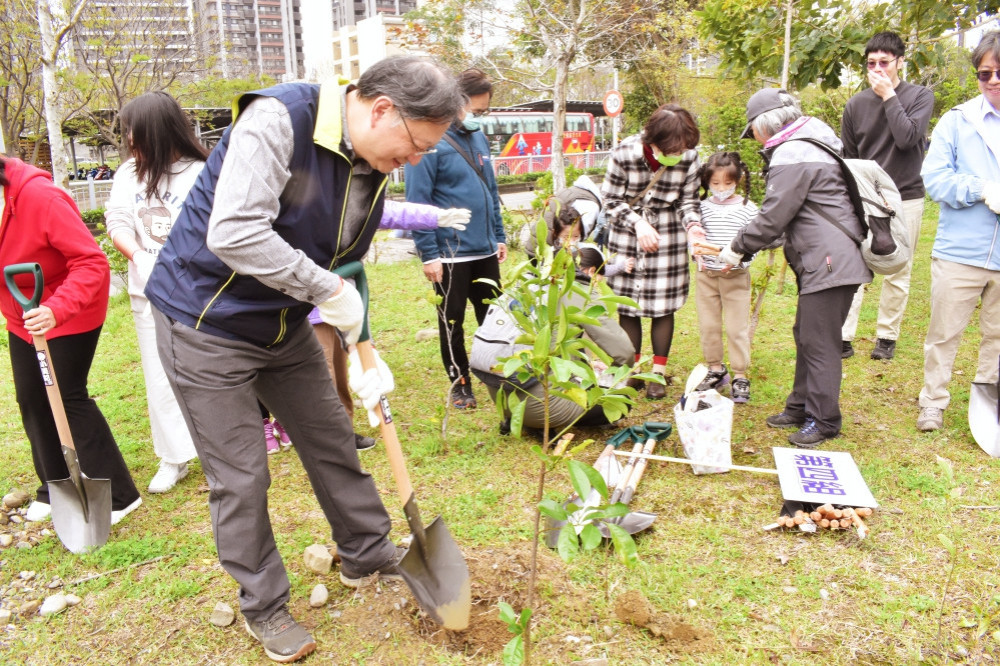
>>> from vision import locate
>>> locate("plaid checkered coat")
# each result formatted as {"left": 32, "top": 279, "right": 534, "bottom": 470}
{"left": 601, "top": 134, "right": 702, "bottom": 317}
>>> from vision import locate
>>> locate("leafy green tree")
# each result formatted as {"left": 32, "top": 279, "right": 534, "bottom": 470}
{"left": 697, "top": 0, "right": 1000, "bottom": 91}
{"left": 0, "top": 0, "right": 44, "bottom": 157}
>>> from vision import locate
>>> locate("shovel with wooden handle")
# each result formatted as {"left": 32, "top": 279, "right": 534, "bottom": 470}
{"left": 334, "top": 261, "right": 471, "bottom": 631}
{"left": 598, "top": 421, "right": 671, "bottom": 538}
{"left": 3, "top": 263, "right": 111, "bottom": 553}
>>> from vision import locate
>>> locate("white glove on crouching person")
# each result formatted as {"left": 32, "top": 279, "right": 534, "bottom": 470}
{"left": 718, "top": 242, "right": 744, "bottom": 267}
{"left": 437, "top": 208, "right": 471, "bottom": 231}
{"left": 347, "top": 348, "right": 395, "bottom": 427}
{"left": 983, "top": 182, "right": 1000, "bottom": 214}
{"left": 317, "top": 278, "right": 365, "bottom": 345}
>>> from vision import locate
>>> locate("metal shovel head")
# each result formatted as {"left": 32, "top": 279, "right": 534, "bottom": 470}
{"left": 49, "top": 474, "right": 111, "bottom": 554}
{"left": 969, "top": 381, "right": 1000, "bottom": 458}
{"left": 597, "top": 510, "right": 657, "bottom": 538}
{"left": 399, "top": 515, "right": 471, "bottom": 631}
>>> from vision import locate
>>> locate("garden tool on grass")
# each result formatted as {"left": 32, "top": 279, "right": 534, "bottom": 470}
{"left": 598, "top": 421, "right": 672, "bottom": 538}
{"left": 968, "top": 356, "right": 1000, "bottom": 458}
{"left": 3, "top": 263, "right": 111, "bottom": 553}
{"left": 334, "top": 261, "right": 470, "bottom": 631}
{"left": 542, "top": 426, "right": 637, "bottom": 549}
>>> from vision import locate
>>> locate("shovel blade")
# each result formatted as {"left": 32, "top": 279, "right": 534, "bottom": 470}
{"left": 49, "top": 474, "right": 111, "bottom": 553}
{"left": 597, "top": 511, "right": 657, "bottom": 538}
{"left": 969, "top": 382, "right": 1000, "bottom": 457}
{"left": 400, "top": 516, "right": 471, "bottom": 631}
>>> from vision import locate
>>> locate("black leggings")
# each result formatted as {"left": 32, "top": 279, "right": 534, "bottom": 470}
{"left": 618, "top": 313, "right": 675, "bottom": 359}
{"left": 435, "top": 256, "right": 502, "bottom": 382}
{"left": 9, "top": 329, "right": 139, "bottom": 510}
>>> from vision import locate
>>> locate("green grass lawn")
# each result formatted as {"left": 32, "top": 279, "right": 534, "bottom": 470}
{"left": 1, "top": 201, "right": 998, "bottom": 664}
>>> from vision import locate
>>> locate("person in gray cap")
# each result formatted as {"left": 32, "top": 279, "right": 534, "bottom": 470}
{"left": 711, "top": 88, "right": 872, "bottom": 448}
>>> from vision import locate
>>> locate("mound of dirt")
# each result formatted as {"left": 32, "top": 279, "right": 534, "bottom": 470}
{"left": 614, "top": 589, "right": 714, "bottom": 651}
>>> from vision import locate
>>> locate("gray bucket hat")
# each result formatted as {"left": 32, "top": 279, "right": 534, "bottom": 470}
{"left": 740, "top": 88, "right": 794, "bottom": 139}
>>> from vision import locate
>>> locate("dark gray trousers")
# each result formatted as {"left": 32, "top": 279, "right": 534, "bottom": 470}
{"left": 785, "top": 284, "right": 858, "bottom": 435}
{"left": 153, "top": 311, "right": 395, "bottom": 621}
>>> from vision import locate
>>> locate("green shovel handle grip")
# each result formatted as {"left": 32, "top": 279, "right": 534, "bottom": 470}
{"left": 3, "top": 263, "right": 44, "bottom": 312}
{"left": 331, "top": 261, "right": 370, "bottom": 343}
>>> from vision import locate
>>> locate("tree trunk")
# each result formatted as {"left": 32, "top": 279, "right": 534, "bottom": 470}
{"left": 781, "top": 0, "right": 792, "bottom": 90}
{"left": 550, "top": 57, "right": 571, "bottom": 193}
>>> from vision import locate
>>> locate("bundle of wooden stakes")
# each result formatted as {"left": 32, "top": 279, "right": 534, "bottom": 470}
{"left": 775, "top": 504, "right": 874, "bottom": 539}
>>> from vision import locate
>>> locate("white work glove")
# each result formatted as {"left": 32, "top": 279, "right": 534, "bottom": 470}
{"left": 348, "top": 348, "right": 395, "bottom": 427}
{"left": 437, "top": 208, "right": 471, "bottom": 231}
{"left": 718, "top": 242, "right": 744, "bottom": 267}
{"left": 983, "top": 182, "right": 1000, "bottom": 214}
{"left": 133, "top": 250, "right": 156, "bottom": 283}
{"left": 317, "top": 280, "right": 365, "bottom": 345}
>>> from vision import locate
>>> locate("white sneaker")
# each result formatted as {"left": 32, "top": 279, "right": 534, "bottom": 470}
{"left": 148, "top": 461, "right": 189, "bottom": 494}
{"left": 111, "top": 497, "right": 142, "bottom": 526}
{"left": 25, "top": 501, "right": 52, "bottom": 522}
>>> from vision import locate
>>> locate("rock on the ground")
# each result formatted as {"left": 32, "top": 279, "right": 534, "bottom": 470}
{"left": 65, "top": 594, "right": 81, "bottom": 606}
{"left": 0, "top": 535, "right": 13, "bottom": 548}
{"left": 40, "top": 594, "right": 67, "bottom": 617}
{"left": 309, "top": 584, "right": 329, "bottom": 608}
{"left": 2, "top": 491, "right": 29, "bottom": 509}
{"left": 303, "top": 544, "right": 333, "bottom": 574}
{"left": 415, "top": 328, "right": 438, "bottom": 343}
{"left": 0, "top": 609, "right": 11, "bottom": 623}
{"left": 19, "top": 600, "right": 41, "bottom": 616}
{"left": 209, "top": 602, "right": 234, "bottom": 627}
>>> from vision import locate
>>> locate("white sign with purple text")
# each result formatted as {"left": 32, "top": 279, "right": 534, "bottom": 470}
{"left": 772, "top": 447, "right": 878, "bottom": 508}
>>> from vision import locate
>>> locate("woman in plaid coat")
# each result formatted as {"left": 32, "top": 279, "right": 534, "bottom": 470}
{"left": 601, "top": 104, "right": 704, "bottom": 399}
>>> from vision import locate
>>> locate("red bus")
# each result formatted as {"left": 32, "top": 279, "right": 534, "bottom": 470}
{"left": 479, "top": 111, "right": 597, "bottom": 175}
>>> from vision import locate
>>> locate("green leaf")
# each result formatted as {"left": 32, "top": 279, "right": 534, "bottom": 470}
{"left": 937, "top": 533, "right": 955, "bottom": 556}
{"left": 958, "top": 617, "right": 978, "bottom": 628}
{"left": 607, "top": 522, "right": 640, "bottom": 566}
{"left": 579, "top": 522, "right": 603, "bottom": 550}
{"left": 567, "top": 459, "right": 594, "bottom": 499}
{"left": 498, "top": 601, "right": 517, "bottom": 626}
{"left": 564, "top": 386, "right": 588, "bottom": 408}
{"left": 502, "top": 635, "right": 524, "bottom": 666}
{"left": 556, "top": 520, "right": 580, "bottom": 562}
{"left": 538, "top": 498, "right": 568, "bottom": 521}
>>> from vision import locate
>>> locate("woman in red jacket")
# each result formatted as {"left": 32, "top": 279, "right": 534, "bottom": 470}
{"left": 0, "top": 156, "right": 140, "bottom": 524}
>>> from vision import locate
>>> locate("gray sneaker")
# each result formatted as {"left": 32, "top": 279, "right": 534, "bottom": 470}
{"left": 244, "top": 606, "right": 316, "bottom": 663}
{"left": 917, "top": 407, "right": 944, "bottom": 432}
{"left": 339, "top": 546, "right": 406, "bottom": 588}
{"left": 871, "top": 338, "right": 896, "bottom": 360}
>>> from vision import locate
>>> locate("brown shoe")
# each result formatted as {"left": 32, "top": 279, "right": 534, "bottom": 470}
{"left": 646, "top": 374, "right": 667, "bottom": 400}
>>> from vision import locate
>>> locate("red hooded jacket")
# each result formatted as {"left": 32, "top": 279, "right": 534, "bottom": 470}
{"left": 0, "top": 158, "right": 110, "bottom": 343}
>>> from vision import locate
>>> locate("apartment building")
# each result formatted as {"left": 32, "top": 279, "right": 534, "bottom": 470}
{"left": 197, "top": 0, "right": 304, "bottom": 80}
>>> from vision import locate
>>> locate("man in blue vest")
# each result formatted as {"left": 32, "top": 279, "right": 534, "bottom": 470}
{"left": 145, "top": 57, "right": 464, "bottom": 663}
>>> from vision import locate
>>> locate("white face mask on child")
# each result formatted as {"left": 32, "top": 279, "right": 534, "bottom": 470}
{"left": 710, "top": 186, "right": 736, "bottom": 200}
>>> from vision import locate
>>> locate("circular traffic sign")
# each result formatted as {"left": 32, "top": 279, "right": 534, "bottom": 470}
{"left": 603, "top": 89, "right": 624, "bottom": 117}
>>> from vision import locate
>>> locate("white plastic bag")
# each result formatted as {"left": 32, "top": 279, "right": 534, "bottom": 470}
{"left": 672, "top": 388, "right": 733, "bottom": 475}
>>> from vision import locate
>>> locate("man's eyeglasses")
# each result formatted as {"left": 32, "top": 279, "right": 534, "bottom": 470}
{"left": 399, "top": 114, "right": 437, "bottom": 156}
{"left": 469, "top": 110, "right": 491, "bottom": 118}
{"left": 866, "top": 57, "right": 900, "bottom": 70}
{"left": 977, "top": 69, "right": 1000, "bottom": 83}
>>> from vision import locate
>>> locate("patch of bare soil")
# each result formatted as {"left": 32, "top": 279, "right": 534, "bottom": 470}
{"left": 337, "top": 541, "right": 591, "bottom": 661}
{"left": 614, "top": 589, "right": 714, "bottom": 652}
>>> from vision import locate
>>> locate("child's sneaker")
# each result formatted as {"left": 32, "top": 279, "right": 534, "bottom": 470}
{"left": 695, "top": 364, "right": 730, "bottom": 391}
{"left": 272, "top": 420, "right": 292, "bottom": 450}
{"left": 731, "top": 377, "right": 750, "bottom": 403}
{"left": 263, "top": 418, "right": 280, "bottom": 455}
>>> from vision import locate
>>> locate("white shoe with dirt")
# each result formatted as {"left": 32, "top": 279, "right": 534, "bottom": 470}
{"left": 148, "top": 461, "right": 189, "bottom": 494}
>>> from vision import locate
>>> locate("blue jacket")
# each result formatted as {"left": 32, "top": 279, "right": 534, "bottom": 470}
{"left": 145, "top": 82, "right": 387, "bottom": 347}
{"left": 405, "top": 125, "right": 505, "bottom": 261}
{"left": 921, "top": 96, "right": 1000, "bottom": 271}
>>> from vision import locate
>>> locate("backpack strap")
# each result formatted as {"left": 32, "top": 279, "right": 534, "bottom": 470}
{"left": 788, "top": 137, "right": 866, "bottom": 245}
{"left": 627, "top": 166, "right": 667, "bottom": 208}
{"left": 442, "top": 134, "right": 489, "bottom": 187}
